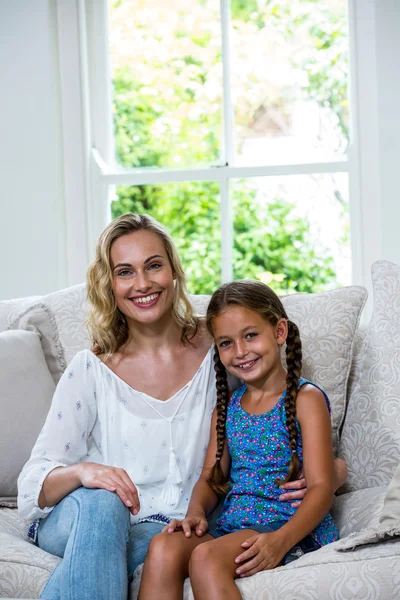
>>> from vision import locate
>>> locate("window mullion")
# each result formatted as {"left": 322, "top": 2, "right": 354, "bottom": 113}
{"left": 220, "top": 0, "right": 235, "bottom": 166}
{"left": 220, "top": 177, "right": 233, "bottom": 283}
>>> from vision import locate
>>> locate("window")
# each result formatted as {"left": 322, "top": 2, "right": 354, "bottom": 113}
{"left": 89, "top": 0, "right": 352, "bottom": 295}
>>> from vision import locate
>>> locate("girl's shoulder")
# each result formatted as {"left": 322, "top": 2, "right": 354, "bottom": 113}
{"left": 297, "top": 378, "right": 331, "bottom": 413}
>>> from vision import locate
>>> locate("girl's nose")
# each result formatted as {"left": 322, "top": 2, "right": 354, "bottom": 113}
{"left": 234, "top": 341, "right": 248, "bottom": 358}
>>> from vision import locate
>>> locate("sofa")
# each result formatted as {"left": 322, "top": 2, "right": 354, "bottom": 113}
{"left": 1, "top": 259, "right": 400, "bottom": 599}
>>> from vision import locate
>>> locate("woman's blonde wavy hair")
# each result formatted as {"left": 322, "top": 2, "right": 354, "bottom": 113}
{"left": 86, "top": 213, "right": 198, "bottom": 355}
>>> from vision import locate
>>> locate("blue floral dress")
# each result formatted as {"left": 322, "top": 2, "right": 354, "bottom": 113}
{"left": 214, "top": 378, "right": 339, "bottom": 547}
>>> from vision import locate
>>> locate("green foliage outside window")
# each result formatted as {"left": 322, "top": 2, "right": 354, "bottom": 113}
{"left": 110, "top": 0, "right": 347, "bottom": 295}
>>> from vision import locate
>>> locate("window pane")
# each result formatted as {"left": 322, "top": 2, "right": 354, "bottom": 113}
{"left": 230, "top": 0, "right": 349, "bottom": 166}
{"left": 232, "top": 174, "right": 350, "bottom": 294}
{"left": 109, "top": 0, "right": 223, "bottom": 169}
{"left": 111, "top": 181, "right": 221, "bottom": 295}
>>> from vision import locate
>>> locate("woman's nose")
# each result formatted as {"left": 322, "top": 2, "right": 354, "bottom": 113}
{"left": 134, "top": 271, "right": 151, "bottom": 292}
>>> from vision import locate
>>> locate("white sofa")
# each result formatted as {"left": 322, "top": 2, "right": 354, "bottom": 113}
{"left": 1, "top": 260, "right": 400, "bottom": 599}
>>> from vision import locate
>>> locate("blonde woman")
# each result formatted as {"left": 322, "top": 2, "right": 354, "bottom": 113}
{"left": 18, "top": 214, "right": 346, "bottom": 600}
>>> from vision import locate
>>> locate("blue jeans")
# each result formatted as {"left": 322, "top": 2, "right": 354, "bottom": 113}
{"left": 38, "top": 488, "right": 164, "bottom": 600}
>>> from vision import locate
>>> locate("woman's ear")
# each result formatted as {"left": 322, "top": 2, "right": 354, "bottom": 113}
{"left": 275, "top": 318, "right": 288, "bottom": 345}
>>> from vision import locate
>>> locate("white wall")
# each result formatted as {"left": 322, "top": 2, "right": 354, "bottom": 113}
{"left": 0, "top": 1, "right": 67, "bottom": 300}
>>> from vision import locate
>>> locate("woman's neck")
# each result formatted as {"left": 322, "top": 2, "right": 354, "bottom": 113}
{"left": 123, "top": 312, "right": 184, "bottom": 354}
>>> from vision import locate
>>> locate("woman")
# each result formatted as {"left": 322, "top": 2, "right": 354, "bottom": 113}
{"left": 18, "top": 213, "right": 346, "bottom": 600}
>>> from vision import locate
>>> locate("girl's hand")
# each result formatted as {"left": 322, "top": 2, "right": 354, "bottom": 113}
{"left": 163, "top": 514, "right": 209, "bottom": 537}
{"left": 77, "top": 462, "right": 140, "bottom": 515}
{"left": 279, "top": 470, "right": 306, "bottom": 508}
{"left": 234, "top": 532, "right": 286, "bottom": 577}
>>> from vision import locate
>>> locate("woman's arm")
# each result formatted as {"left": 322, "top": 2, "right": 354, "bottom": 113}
{"left": 18, "top": 351, "right": 139, "bottom": 520}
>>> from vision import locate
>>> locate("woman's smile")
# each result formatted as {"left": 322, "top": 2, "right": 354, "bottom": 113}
{"left": 129, "top": 292, "right": 162, "bottom": 308}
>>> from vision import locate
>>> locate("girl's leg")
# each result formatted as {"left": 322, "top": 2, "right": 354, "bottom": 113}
{"left": 138, "top": 531, "right": 213, "bottom": 600}
{"left": 189, "top": 530, "right": 260, "bottom": 600}
{"left": 38, "top": 487, "right": 130, "bottom": 600}
{"left": 127, "top": 521, "right": 165, "bottom": 579}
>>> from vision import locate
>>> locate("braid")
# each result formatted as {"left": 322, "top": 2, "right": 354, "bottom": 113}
{"left": 277, "top": 319, "right": 302, "bottom": 486}
{"left": 207, "top": 347, "right": 230, "bottom": 497}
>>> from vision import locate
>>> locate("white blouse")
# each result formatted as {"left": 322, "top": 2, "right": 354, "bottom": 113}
{"left": 18, "top": 347, "right": 216, "bottom": 526}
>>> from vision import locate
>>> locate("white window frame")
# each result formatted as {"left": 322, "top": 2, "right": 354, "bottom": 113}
{"left": 57, "top": 0, "right": 385, "bottom": 305}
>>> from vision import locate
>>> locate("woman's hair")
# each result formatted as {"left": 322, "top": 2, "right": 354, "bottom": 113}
{"left": 86, "top": 213, "right": 197, "bottom": 355}
{"left": 205, "top": 280, "right": 302, "bottom": 497}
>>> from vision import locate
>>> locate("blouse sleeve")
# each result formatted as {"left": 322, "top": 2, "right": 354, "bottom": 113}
{"left": 17, "top": 351, "right": 97, "bottom": 521}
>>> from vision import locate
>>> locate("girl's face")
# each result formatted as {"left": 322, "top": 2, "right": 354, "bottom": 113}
{"left": 212, "top": 305, "right": 288, "bottom": 385}
{"left": 110, "top": 229, "right": 176, "bottom": 327}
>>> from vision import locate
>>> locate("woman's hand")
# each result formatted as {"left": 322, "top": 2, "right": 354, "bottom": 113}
{"left": 279, "top": 458, "right": 348, "bottom": 507}
{"left": 77, "top": 462, "right": 140, "bottom": 515}
{"left": 163, "top": 513, "right": 209, "bottom": 537}
{"left": 279, "top": 470, "right": 306, "bottom": 508}
{"left": 234, "top": 532, "right": 286, "bottom": 577}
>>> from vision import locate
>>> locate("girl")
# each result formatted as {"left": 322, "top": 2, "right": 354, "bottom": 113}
{"left": 138, "top": 280, "right": 339, "bottom": 600}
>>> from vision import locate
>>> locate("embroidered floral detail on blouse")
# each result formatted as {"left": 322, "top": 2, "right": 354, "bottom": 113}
{"left": 81, "top": 430, "right": 86, "bottom": 440}
{"left": 22, "top": 493, "right": 30, "bottom": 499}
{"left": 179, "top": 416, "right": 185, "bottom": 422}
{"left": 141, "top": 421, "right": 147, "bottom": 428}
{"left": 68, "top": 371, "right": 74, "bottom": 379}
{"left": 143, "top": 466, "right": 149, "bottom": 473}
{"left": 57, "top": 411, "right": 63, "bottom": 420}
{"left": 76, "top": 401, "right": 82, "bottom": 410}
{"left": 40, "top": 466, "right": 47, "bottom": 471}
{"left": 94, "top": 391, "right": 97, "bottom": 400}
{"left": 86, "top": 360, "right": 92, "bottom": 369}
{"left": 161, "top": 440, "right": 167, "bottom": 447}
{"left": 124, "top": 440, "right": 129, "bottom": 449}
{"left": 41, "top": 451, "right": 47, "bottom": 456}
{"left": 120, "top": 397, "right": 127, "bottom": 405}
{"left": 65, "top": 442, "right": 71, "bottom": 452}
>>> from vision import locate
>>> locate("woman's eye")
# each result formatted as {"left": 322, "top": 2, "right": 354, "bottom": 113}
{"left": 245, "top": 332, "right": 257, "bottom": 339}
{"left": 148, "top": 263, "right": 162, "bottom": 270}
{"left": 117, "top": 269, "right": 132, "bottom": 276}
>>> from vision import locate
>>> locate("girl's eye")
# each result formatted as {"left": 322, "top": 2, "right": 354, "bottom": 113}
{"left": 245, "top": 332, "right": 257, "bottom": 339}
{"left": 219, "top": 340, "right": 231, "bottom": 348}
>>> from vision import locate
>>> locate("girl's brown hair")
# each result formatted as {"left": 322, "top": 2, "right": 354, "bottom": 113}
{"left": 86, "top": 213, "right": 198, "bottom": 356}
{"left": 206, "top": 280, "right": 302, "bottom": 497}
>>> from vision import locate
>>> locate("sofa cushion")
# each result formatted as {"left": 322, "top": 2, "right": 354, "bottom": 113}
{"left": 282, "top": 286, "right": 367, "bottom": 451}
{"left": 0, "top": 508, "right": 60, "bottom": 598}
{"left": 0, "top": 295, "right": 41, "bottom": 333}
{"left": 0, "top": 330, "right": 55, "bottom": 497}
{"left": 340, "top": 260, "right": 400, "bottom": 492}
{"left": 8, "top": 303, "right": 66, "bottom": 385}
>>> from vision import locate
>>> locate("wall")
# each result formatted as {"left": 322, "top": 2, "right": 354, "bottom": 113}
{"left": 0, "top": 1, "right": 67, "bottom": 300}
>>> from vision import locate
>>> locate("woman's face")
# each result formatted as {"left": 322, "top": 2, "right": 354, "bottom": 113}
{"left": 110, "top": 229, "right": 176, "bottom": 326}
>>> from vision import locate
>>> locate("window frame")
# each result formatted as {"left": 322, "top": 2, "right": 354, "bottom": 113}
{"left": 58, "top": 0, "right": 381, "bottom": 303}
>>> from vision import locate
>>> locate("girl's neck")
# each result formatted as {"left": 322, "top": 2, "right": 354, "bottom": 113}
{"left": 245, "top": 364, "right": 288, "bottom": 399}
{"left": 123, "top": 312, "right": 184, "bottom": 354}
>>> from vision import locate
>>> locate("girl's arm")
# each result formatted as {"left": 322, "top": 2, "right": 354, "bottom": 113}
{"left": 236, "top": 385, "right": 335, "bottom": 572}
{"left": 166, "top": 407, "right": 231, "bottom": 537}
